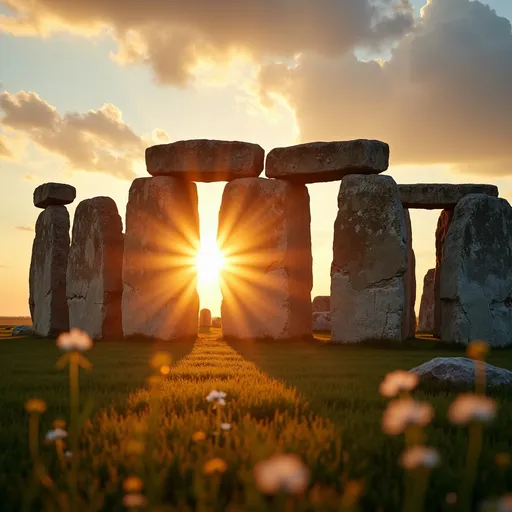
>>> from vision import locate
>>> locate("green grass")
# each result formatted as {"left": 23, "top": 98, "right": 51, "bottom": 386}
{"left": 0, "top": 331, "right": 512, "bottom": 511}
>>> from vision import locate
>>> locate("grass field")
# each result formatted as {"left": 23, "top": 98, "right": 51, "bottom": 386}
{"left": 0, "top": 329, "right": 511, "bottom": 511}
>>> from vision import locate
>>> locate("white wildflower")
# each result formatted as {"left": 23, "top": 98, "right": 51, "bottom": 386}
{"left": 220, "top": 423, "right": 232, "bottom": 431}
{"left": 254, "top": 454, "right": 310, "bottom": 495}
{"left": 57, "top": 328, "right": 93, "bottom": 351}
{"left": 206, "top": 390, "right": 227, "bottom": 406}
{"left": 448, "top": 394, "right": 497, "bottom": 425}
{"left": 380, "top": 370, "right": 419, "bottom": 398}
{"left": 400, "top": 446, "right": 440, "bottom": 470}
{"left": 382, "top": 398, "right": 434, "bottom": 435}
{"left": 123, "top": 493, "right": 147, "bottom": 508}
{"left": 45, "top": 428, "right": 68, "bottom": 441}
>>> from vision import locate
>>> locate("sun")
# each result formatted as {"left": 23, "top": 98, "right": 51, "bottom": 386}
{"left": 195, "top": 236, "right": 225, "bottom": 285}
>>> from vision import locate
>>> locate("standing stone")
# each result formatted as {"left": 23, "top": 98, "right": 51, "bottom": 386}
{"left": 218, "top": 177, "right": 312, "bottom": 340}
{"left": 67, "top": 197, "right": 124, "bottom": 340}
{"left": 418, "top": 269, "right": 435, "bottom": 333}
{"left": 312, "top": 295, "right": 330, "bottom": 312}
{"left": 122, "top": 177, "right": 199, "bottom": 340}
{"left": 403, "top": 209, "right": 416, "bottom": 338}
{"left": 331, "top": 175, "right": 407, "bottom": 343}
{"left": 199, "top": 308, "right": 212, "bottom": 327}
{"left": 313, "top": 311, "right": 331, "bottom": 332}
{"left": 440, "top": 194, "right": 512, "bottom": 346}
{"left": 29, "top": 206, "right": 70, "bottom": 337}
{"left": 434, "top": 209, "right": 453, "bottom": 337}
{"left": 33, "top": 182, "right": 76, "bottom": 209}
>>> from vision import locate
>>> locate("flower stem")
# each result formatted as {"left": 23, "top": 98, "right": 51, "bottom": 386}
{"left": 459, "top": 422, "right": 483, "bottom": 512}
{"left": 69, "top": 352, "right": 80, "bottom": 511}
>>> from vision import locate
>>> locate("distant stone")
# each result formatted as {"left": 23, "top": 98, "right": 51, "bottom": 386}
{"left": 266, "top": 140, "right": 389, "bottom": 183}
{"left": 410, "top": 357, "right": 512, "bottom": 387}
{"left": 146, "top": 139, "right": 264, "bottom": 182}
{"left": 331, "top": 174, "right": 407, "bottom": 343}
{"left": 399, "top": 184, "right": 498, "bottom": 210}
{"left": 12, "top": 325, "right": 33, "bottom": 336}
{"left": 211, "top": 317, "right": 222, "bottom": 328}
{"left": 403, "top": 209, "right": 416, "bottom": 339}
{"left": 312, "top": 296, "right": 330, "bottom": 312}
{"left": 29, "top": 205, "right": 70, "bottom": 337}
{"left": 440, "top": 194, "right": 512, "bottom": 346}
{"left": 67, "top": 197, "right": 124, "bottom": 340}
{"left": 199, "top": 308, "right": 212, "bottom": 327}
{"left": 313, "top": 311, "right": 331, "bottom": 332}
{"left": 418, "top": 269, "right": 435, "bottom": 333}
{"left": 34, "top": 183, "right": 76, "bottom": 209}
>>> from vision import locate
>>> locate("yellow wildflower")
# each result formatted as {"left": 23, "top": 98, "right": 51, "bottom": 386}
{"left": 203, "top": 458, "right": 228, "bottom": 475}
{"left": 467, "top": 340, "right": 489, "bottom": 361}
{"left": 192, "top": 431, "right": 207, "bottom": 442}
{"left": 25, "top": 398, "right": 47, "bottom": 414}
{"left": 123, "top": 476, "right": 144, "bottom": 493}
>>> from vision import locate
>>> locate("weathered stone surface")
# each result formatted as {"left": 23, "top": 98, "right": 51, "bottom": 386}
{"left": 313, "top": 311, "right": 331, "bottom": 332}
{"left": 418, "top": 269, "right": 435, "bottom": 333}
{"left": 146, "top": 139, "right": 264, "bottom": 182}
{"left": 12, "top": 325, "right": 33, "bottom": 336}
{"left": 211, "top": 317, "right": 222, "bottom": 328}
{"left": 218, "top": 177, "right": 312, "bottom": 340}
{"left": 67, "top": 197, "right": 124, "bottom": 340}
{"left": 440, "top": 194, "right": 512, "bottom": 346}
{"left": 403, "top": 209, "right": 416, "bottom": 339}
{"left": 410, "top": 357, "right": 512, "bottom": 387}
{"left": 122, "top": 177, "right": 200, "bottom": 340}
{"left": 29, "top": 206, "right": 70, "bottom": 337}
{"left": 199, "top": 308, "right": 212, "bottom": 327}
{"left": 34, "top": 182, "right": 76, "bottom": 209}
{"left": 331, "top": 175, "right": 407, "bottom": 343}
{"left": 266, "top": 140, "right": 389, "bottom": 183}
{"left": 399, "top": 183, "right": 498, "bottom": 209}
{"left": 434, "top": 209, "right": 453, "bottom": 337}
{"left": 312, "top": 295, "right": 330, "bottom": 312}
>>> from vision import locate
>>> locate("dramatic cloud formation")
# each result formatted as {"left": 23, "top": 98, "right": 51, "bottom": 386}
{"left": 259, "top": 0, "right": 512, "bottom": 176}
{"left": 0, "top": 91, "right": 168, "bottom": 179}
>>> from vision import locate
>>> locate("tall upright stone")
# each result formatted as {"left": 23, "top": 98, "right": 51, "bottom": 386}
{"left": 419, "top": 269, "right": 435, "bottom": 333}
{"left": 434, "top": 209, "right": 453, "bottom": 337}
{"left": 331, "top": 175, "right": 407, "bottom": 343}
{"left": 67, "top": 197, "right": 124, "bottom": 340}
{"left": 218, "top": 177, "right": 312, "bottom": 340}
{"left": 440, "top": 194, "right": 512, "bottom": 346}
{"left": 403, "top": 209, "right": 416, "bottom": 338}
{"left": 29, "top": 206, "right": 70, "bottom": 337}
{"left": 199, "top": 308, "right": 212, "bottom": 327}
{"left": 122, "top": 177, "right": 199, "bottom": 340}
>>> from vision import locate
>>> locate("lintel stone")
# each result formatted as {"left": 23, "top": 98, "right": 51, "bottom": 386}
{"left": 34, "top": 183, "right": 76, "bottom": 209}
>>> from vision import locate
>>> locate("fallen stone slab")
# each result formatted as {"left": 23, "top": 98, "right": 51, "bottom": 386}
{"left": 410, "top": 357, "right": 512, "bottom": 387}
{"left": 399, "top": 184, "right": 498, "bottom": 209}
{"left": 34, "top": 182, "right": 76, "bottom": 209}
{"left": 146, "top": 139, "right": 264, "bottom": 182}
{"left": 312, "top": 295, "right": 330, "bottom": 312}
{"left": 12, "top": 325, "right": 33, "bottom": 336}
{"left": 266, "top": 139, "right": 389, "bottom": 183}
{"left": 418, "top": 268, "right": 435, "bottom": 333}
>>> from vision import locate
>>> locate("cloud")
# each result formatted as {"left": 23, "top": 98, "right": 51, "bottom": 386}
{"left": 15, "top": 225, "right": 33, "bottom": 232}
{"left": 0, "top": 135, "right": 11, "bottom": 157}
{"left": 259, "top": 0, "right": 512, "bottom": 176}
{"left": 0, "top": 91, "right": 162, "bottom": 179}
{"left": 0, "top": 0, "right": 414, "bottom": 85}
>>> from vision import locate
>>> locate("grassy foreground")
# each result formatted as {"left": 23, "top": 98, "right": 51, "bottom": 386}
{"left": 0, "top": 330, "right": 511, "bottom": 511}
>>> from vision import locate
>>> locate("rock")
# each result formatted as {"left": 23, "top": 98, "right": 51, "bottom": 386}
{"left": 12, "top": 325, "right": 33, "bottom": 336}
{"left": 218, "top": 177, "right": 312, "bottom": 340}
{"left": 418, "top": 269, "right": 435, "bottom": 333}
{"left": 199, "top": 308, "right": 212, "bottom": 327}
{"left": 211, "top": 317, "right": 222, "bottom": 328}
{"left": 440, "top": 194, "right": 512, "bottom": 346}
{"left": 410, "top": 357, "right": 512, "bottom": 387}
{"left": 34, "top": 183, "right": 76, "bottom": 209}
{"left": 29, "top": 206, "right": 70, "bottom": 337}
{"left": 399, "top": 184, "right": 498, "bottom": 209}
{"left": 313, "top": 311, "right": 331, "bottom": 332}
{"left": 331, "top": 174, "right": 407, "bottom": 343}
{"left": 312, "top": 295, "right": 330, "bottom": 312}
{"left": 403, "top": 209, "right": 416, "bottom": 339}
{"left": 266, "top": 140, "right": 389, "bottom": 183}
{"left": 67, "top": 197, "right": 124, "bottom": 340}
{"left": 146, "top": 139, "right": 264, "bottom": 182}
{"left": 122, "top": 177, "right": 200, "bottom": 340}
{"left": 434, "top": 209, "right": 453, "bottom": 337}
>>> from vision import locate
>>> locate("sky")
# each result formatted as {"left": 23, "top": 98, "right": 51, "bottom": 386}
{"left": 1, "top": 0, "right": 511, "bottom": 318}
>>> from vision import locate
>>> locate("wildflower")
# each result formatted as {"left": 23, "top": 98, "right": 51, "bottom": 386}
{"left": 203, "top": 458, "right": 228, "bottom": 475}
{"left": 400, "top": 446, "right": 440, "bottom": 470}
{"left": 254, "top": 454, "right": 310, "bottom": 495}
{"left": 497, "top": 495, "right": 512, "bottom": 512}
{"left": 150, "top": 352, "right": 171, "bottom": 370}
{"left": 192, "top": 431, "right": 206, "bottom": 442}
{"left": 206, "top": 390, "right": 227, "bottom": 407}
{"left": 123, "top": 493, "right": 147, "bottom": 508}
{"left": 467, "top": 340, "right": 489, "bottom": 361}
{"left": 495, "top": 452, "right": 511, "bottom": 468}
{"left": 52, "top": 419, "right": 66, "bottom": 429}
{"left": 382, "top": 398, "right": 434, "bottom": 435}
{"left": 56, "top": 328, "right": 93, "bottom": 351}
{"left": 126, "top": 440, "right": 145, "bottom": 456}
{"left": 45, "top": 428, "right": 68, "bottom": 441}
{"left": 220, "top": 423, "right": 232, "bottom": 431}
{"left": 448, "top": 394, "right": 497, "bottom": 425}
{"left": 160, "top": 365, "right": 171, "bottom": 375}
{"left": 25, "top": 398, "right": 47, "bottom": 414}
{"left": 379, "top": 370, "right": 418, "bottom": 398}
{"left": 123, "top": 476, "right": 144, "bottom": 493}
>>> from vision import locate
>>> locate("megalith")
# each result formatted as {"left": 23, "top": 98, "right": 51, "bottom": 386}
{"left": 122, "top": 176, "right": 200, "bottom": 340}
{"left": 67, "top": 197, "right": 124, "bottom": 340}
{"left": 312, "top": 295, "right": 330, "bottom": 312}
{"left": 34, "top": 182, "right": 76, "bottom": 209}
{"left": 418, "top": 269, "right": 435, "bottom": 333}
{"left": 403, "top": 209, "right": 416, "bottom": 339}
{"left": 29, "top": 205, "right": 70, "bottom": 337}
{"left": 218, "top": 177, "right": 312, "bottom": 340}
{"left": 440, "top": 194, "right": 512, "bottom": 347}
{"left": 199, "top": 308, "right": 212, "bottom": 327}
{"left": 331, "top": 174, "right": 407, "bottom": 343}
